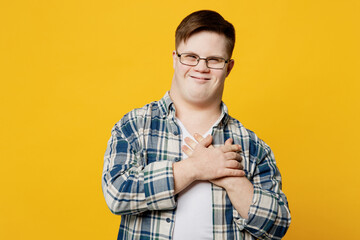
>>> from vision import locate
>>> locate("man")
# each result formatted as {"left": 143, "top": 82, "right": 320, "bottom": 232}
{"left": 102, "top": 10, "right": 291, "bottom": 240}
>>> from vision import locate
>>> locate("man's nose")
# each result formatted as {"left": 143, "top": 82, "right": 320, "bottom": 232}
{"left": 194, "top": 59, "right": 210, "bottom": 72}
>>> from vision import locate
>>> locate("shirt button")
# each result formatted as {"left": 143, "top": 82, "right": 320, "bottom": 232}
{"left": 166, "top": 218, "right": 171, "bottom": 223}
{"left": 173, "top": 131, "right": 179, "bottom": 136}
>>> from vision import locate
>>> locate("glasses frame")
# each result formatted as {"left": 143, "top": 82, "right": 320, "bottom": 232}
{"left": 176, "top": 52, "right": 230, "bottom": 70}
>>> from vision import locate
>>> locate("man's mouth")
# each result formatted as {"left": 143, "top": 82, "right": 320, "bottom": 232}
{"left": 190, "top": 75, "right": 211, "bottom": 80}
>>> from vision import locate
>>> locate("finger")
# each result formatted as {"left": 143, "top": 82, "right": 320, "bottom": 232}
{"left": 193, "top": 133, "right": 204, "bottom": 142}
{"left": 237, "top": 144, "right": 243, "bottom": 153}
{"left": 224, "top": 139, "right": 243, "bottom": 153}
{"left": 225, "top": 160, "right": 243, "bottom": 170}
{"left": 198, "top": 134, "right": 213, "bottom": 148}
{"left": 182, "top": 145, "right": 193, "bottom": 156}
{"left": 224, "top": 169, "right": 246, "bottom": 177}
{"left": 239, "top": 162, "right": 244, "bottom": 170}
{"left": 194, "top": 133, "right": 214, "bottom": 149}
{"left": 225, "top": 152, "right": 242, "bottom": 162}
{"left": 221, "top": 144, "right": 242, "bottom": 153}
{"left": 184, "top": 137, "right": 198, "bottom": 150}
{"left": 225, "top": 138, "right": 233, "bottom": 145}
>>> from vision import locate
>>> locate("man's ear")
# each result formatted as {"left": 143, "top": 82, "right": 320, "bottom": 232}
{"left": 225, "top": 59, "right": 235, "bottom": 77}
{"left": 172, "top": 51, "right": 177, "bottom": 69}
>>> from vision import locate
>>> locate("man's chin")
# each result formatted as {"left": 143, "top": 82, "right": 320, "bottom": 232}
{"left": 186, "top": 93, "right": 213, "bottom": 105}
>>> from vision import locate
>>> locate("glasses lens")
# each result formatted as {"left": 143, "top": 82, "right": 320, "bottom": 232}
{"left": 207, "top": 57, "right": 225, "bottom": 69}
{"left": 180, "top": 54, "right": 199, "bottom": 66}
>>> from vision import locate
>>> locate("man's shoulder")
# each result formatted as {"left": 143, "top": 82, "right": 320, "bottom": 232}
{"left": 227, "top": 115, "right": 255, "bottom": 137}
{"left": 115, "top": 99, "right": 163, "bottom": 128}
{"left": 226, "top": 116, "right": 272, "bottom": 162}
{"left": 227, "top": 115, "right": 268, "bottom": 149}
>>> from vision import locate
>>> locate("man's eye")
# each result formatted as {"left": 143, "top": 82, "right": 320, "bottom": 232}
{"left": 207, "top": 58, "right": 222, "bottom": 63}
{"left": 184, "top": 54, "right": 198, "bottom": 60}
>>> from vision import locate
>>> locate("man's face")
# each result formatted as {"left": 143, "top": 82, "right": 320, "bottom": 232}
{"left": 171, "top": 31, "right": 234, "bottom": 107}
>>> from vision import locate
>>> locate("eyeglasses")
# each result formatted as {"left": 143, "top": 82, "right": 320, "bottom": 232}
{"left": 176, "top": 52, "right": 230, "bottom": 70}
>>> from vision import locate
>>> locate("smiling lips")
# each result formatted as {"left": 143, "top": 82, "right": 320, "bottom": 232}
{"left": 190, "top": 75, "right": 211, "bottom": 81}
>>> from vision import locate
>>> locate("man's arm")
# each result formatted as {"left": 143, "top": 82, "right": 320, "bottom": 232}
{"left": 189, "top": 134, "right": 291, "bottom": 240}
{"left": 237, "top": 140, "right": 291, "bottom": 239}
{"left": 102, "top": 116, "right": 176, "bottom": 215}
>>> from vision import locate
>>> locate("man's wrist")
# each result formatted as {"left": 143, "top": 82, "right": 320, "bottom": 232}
{"left": 220, "top": 177, "right": 247, "bottom": 192}
{"left": 173, "top": 159, "right": 196, "bottom": 194}
{"left": 183, "top": 157, "right": 198, "bottom": 181}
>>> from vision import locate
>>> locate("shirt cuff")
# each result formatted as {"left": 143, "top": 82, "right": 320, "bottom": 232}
{"left": 143, "top": 161, "right": 176, "bottom": 211}
{"left": 233, "top": 185, "right": 278, "bottom": 237}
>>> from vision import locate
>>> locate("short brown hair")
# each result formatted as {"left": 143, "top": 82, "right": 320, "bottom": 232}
{"left": 175, "top": 10, "right": 236, "bottom": 57}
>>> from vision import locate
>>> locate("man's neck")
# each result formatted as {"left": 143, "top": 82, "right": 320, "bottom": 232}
{"left": 169, "top": 92, "right": 222, "bottom": 136}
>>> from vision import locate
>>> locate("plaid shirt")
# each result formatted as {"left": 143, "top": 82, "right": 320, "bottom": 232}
{"left": 102, "top": 92, "right": 291, "bottom": 240}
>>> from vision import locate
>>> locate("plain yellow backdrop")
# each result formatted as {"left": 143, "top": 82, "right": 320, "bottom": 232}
{"left": 1, "top": 0, "right": 359, "bottom": 239}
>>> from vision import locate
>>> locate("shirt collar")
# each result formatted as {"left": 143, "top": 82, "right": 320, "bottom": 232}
{"left": 158, "top": 91, "right": 230, "bottom": 126}
{"left": 158, "top": 91, "right": 174, "bottom": 118}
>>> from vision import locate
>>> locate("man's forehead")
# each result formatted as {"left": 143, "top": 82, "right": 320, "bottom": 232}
{"left": 177, "top": 31, "right": 228, "bottom": 57}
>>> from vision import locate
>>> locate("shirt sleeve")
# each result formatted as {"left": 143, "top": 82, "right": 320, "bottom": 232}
{"left": 233, "top": 139, "right": 291, "bottom": 239}
{"left": 101, "top": 117, "right": 176, "bottom": 215}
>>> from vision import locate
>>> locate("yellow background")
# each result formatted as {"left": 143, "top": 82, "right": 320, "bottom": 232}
{"left": 1, "top": 0, "right": 359, "bottom": 239}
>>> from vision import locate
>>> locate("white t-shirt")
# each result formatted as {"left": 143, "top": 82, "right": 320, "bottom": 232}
{"left": 172, "top": 118, "right": 213, "bottom": 240}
